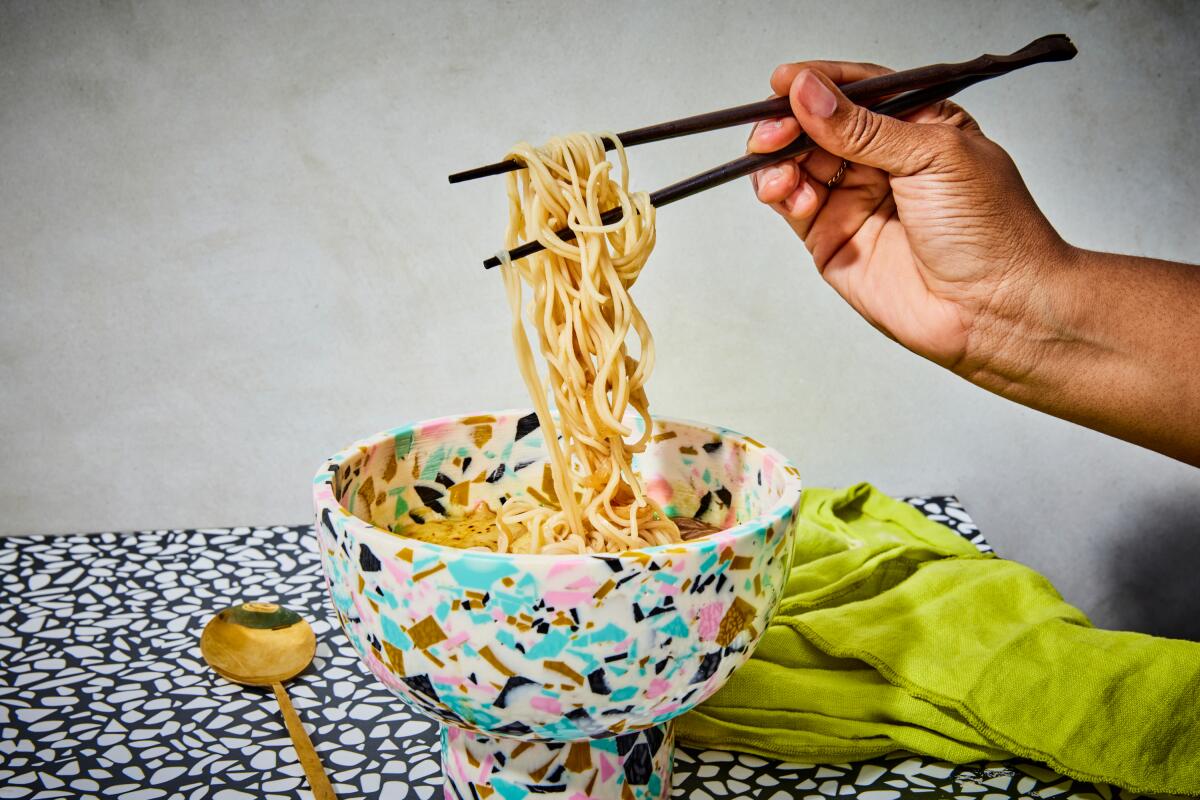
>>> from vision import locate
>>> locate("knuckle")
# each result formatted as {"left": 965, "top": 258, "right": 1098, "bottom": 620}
{"left": 844, "top": 109, "right": 884, "bottom": 155}
{"left": 905, "top": 126, "right": 960, "bottom": 174}
{"left": 936, "top": 125, "right": 975, "bottom": 160}
{"left": 942, "top": 102, "right": 979, "bottom": 131}
{"left": 931, "top": 124, "right": 964, "bottom": 150}
{"left": 924, "top": 125, "right": 993, "bottom": 175}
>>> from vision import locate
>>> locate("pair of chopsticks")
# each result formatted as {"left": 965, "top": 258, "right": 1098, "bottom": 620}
{"left": 452, "top": 34, "right": 1077, "bottom": 269}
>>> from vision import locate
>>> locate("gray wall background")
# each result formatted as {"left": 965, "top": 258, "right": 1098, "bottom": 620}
{"left": 2, "top": 1, "right": 1198, "bottom": 636}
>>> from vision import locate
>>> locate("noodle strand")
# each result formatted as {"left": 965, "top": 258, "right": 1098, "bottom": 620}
{"left": 496, "top": 133, "right": 680, "bottom": 554}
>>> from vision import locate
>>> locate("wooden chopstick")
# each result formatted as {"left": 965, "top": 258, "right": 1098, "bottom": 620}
{"left": 452, "top": 35, "right": 1075, "bottom": 186}
{"left": 473, "top": 34, "right": 1076, "bottom": 269}
{"left": 480, "top": 79, "right": 967, "bottom": 269}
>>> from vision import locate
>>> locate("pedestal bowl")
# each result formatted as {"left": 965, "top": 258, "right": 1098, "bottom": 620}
{"left": 313, "top": 410, "right": 802, "bottom": 799}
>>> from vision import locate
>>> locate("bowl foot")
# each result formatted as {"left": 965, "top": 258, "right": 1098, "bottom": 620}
{"left": 441, "top": 721, "right": 674, "bottom": 800}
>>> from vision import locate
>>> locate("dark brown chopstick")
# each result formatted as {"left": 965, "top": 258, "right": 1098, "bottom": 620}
{"left": 476, "top": 34, "right": 1077, "bottom": 269}
{"left": 451, "top": 34, "right": 1075, "bottom": 185}
{"left": 482, "top": 78, "right": 975, "bottom": 269}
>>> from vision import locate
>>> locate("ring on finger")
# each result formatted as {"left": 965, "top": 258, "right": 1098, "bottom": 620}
{"left": 825, "top": 159, "right": 850, "bottom": 190}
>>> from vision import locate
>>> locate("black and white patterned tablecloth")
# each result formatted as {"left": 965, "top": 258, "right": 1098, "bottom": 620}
{"left": 0, "top": 498, "right": 1136, "bottom": 800}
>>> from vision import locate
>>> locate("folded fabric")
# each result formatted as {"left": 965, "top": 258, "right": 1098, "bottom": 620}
{"left": 676, "top": 484, "right": 1200, "bottom": 796}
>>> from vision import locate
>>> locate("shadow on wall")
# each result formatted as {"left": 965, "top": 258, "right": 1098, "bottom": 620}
{"left": 1102, "top": 490, "right": 1200, "bottom": 642}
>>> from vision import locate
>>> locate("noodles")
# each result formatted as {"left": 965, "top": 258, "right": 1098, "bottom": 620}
{"left": 495, "top": 133, "right": 682, "bottom": 555}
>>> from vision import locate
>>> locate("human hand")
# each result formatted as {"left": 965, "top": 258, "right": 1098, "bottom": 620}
{"left": 749, "top": 61, "right": 1072, "bottom": 374}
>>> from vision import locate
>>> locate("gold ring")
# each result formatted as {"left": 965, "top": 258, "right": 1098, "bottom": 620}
{"left": 825, "top": 159, "right": 850, "bottom": 189}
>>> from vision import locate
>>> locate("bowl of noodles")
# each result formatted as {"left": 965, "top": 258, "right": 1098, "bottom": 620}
{"left": 315, "top": 131, "right": 801, "bottom": 798}
{"left": 313, "top": 410, "right": 801, "bottom": 799}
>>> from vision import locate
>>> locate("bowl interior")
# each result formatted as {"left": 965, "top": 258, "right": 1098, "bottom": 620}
{"left": 314, "top": 411, "right": 802, "bottom": 739}
{"left": 328, "top": 410, "right": 798, "bottom": 543}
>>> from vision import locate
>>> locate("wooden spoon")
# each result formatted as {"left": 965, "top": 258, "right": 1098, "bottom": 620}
{"left": 200, "top": 601, "right": 337, "bottom": 799}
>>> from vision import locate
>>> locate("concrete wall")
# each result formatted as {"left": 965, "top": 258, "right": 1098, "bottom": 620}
{"left": 2, "top": 0, "right": 1198, "bottom": 636}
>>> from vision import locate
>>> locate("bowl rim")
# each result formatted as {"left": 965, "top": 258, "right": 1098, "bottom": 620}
{"left": 313, "top": 408, "right": 803, "bottom": 562}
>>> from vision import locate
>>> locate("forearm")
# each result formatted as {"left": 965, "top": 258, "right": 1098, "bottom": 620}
{"left": 962, "top": 247, "right": 1200, "bottom": 465}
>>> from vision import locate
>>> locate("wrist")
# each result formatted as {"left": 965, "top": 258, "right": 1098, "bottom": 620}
{"left": 954, "top": 239, "right": 1085, "bottom": 399}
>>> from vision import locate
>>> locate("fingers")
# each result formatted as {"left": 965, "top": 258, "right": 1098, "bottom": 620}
{"left": 787, "top": 68, "right": 956, "bottom": 176}
{"left": 745, "top": 93, "right": 805, "bottom": 199}
{"left": 758, "top": 149, "right": 893, "bottom": 270}
{"left": 752, "top": 148, "right": 839, "bottom": 211}
{"left": 749, "top": 60, "right": 915, "bottom": 201}
{"left": 767, "top": 61, "right": 978, "bottom": 130}
{"left": 751, "top": 59, "right": 974, "bottom": 259}
{"left": 749, "top": 92, "right": 851, "bottom": 212}
{"left": 902, "top": 98, "right": 982, "bottom": 133}
{"left": 754, "top": 148, "right": 838, "bottom": 208}
{"left": 749, "top": 61, "right": 894, "bottom": 156}
{"left": 803, "top": 149, "right": 848, "bottom": 192}
{"left": 770, "top": 169, "right": 820, "bottom": 229}
{"left": 752, "top": 158, "right": 800, "bottom": 204}
{"left": 781, "top": 179, "right": 821, "bottom": 222}
{"left": 760, "top": 150, "right": 846, "bottom": 239}
{"left": 747, "top": 115, "right": 803, "bottom": 154}
{"left": 801, "top": 169, "right": 892, "bottom": 268}
{"left": 770, "top": 60, "right": 892, "bottom": 97}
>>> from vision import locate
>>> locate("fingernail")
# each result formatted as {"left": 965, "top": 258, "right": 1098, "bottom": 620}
{"left": 796, "top": 71, "right": 836, "bottom": 118}
{"left": 790, "top": 181, "right": 816, "bottom": 212}
{"left": 753, "top": 119, "right": 783, "bottom": 140}
{"left": 760, "top": 166, "right": 785, "bottom": 186}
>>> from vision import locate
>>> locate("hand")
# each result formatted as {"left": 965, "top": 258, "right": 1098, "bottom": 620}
{"left": 749, "top": 61, "right": 1072, "bottom": 374}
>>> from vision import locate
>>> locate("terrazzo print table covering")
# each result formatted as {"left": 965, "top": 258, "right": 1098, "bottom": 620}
{"left": 0, "top": 499, "right": 1138, "bottom": 800}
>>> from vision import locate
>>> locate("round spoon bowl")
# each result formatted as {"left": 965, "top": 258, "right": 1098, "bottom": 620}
{"left": 200, "top": 602, "right": 337, "bottom": 799}
{"left": 201, "top": 601, "right": 317, "bottom": 686}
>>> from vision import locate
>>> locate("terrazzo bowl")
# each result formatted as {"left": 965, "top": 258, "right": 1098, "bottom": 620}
{"left": 313, "top": 410, "right": 802, "bottom": 800}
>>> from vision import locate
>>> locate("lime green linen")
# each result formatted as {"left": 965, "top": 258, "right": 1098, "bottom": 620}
{"left": 677, "top": 484, "right": 1200, "bottom": 795}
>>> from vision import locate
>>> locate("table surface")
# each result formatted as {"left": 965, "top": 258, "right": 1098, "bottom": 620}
{"left": 0, "top": 498, "right": 1140, "bottom": 800}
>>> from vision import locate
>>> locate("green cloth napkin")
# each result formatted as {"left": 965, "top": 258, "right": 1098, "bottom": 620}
{"left": 677, "top": 484, "right": 1200, "bottom": 796}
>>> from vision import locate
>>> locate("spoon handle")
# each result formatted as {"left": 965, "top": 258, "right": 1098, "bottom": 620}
{"left": 272, "top": 682, "right": 339, "bottom": 800}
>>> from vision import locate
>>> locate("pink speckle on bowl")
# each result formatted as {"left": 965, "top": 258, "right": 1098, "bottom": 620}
{"left": 698, "top": 601, "right": 725, "bottom": 641}
{"left": 530, "top": 696, "right": 561, "bottom": 714}
{"left": 644, "top": 475, "right": 673, "bottom": 505}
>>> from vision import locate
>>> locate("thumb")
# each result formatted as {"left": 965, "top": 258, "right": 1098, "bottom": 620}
{"left": 789, "top": 69, "right": 943, "bottom": 177}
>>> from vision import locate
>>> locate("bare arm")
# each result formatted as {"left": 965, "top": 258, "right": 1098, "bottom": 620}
{"left": 968, "top": 248, "right": 1200, "bottom": 464}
